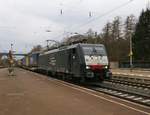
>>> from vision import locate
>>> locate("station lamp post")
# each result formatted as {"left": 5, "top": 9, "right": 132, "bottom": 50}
{"left": 8, "top": 43, "right": 14, "bottom": 76}
{"left": 11, "top": 44, "right": 13, "bottom": 52}
{"left": 129, "top": 31, "right": 133, "bottom": 72}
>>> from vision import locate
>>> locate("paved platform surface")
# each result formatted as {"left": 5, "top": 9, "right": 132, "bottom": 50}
{"left": 111, "top": 68, "right": 150, "bottom": 79}
{"left": 0, "top": 68, "right": 149, "bottom": 115}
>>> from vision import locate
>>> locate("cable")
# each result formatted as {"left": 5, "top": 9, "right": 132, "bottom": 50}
{"left": 54, "top": 0, "right": 135, "bottom": 40}
{"left": 72, "top": 0, "right": 135, "bottom": 31}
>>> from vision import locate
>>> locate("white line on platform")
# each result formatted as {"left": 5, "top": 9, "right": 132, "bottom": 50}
{"left": 25, "top": 70, "right": 150, "bottom": 114}
{"left": 51, "top": 79, "right": 150, "bottom": 115}
{"left": 7, "top": 93, "right": 25, "bottom": 96}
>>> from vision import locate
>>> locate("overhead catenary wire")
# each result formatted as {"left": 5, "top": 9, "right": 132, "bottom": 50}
{"left": 71, "top": 0, "right": 135, "bottom": 31}
{"left": 59, "top": 0, "right": 84, "bottom": 15}
{"left": 50, "top": 0, "right": 85, "bottom": 40}
{"left": 55, "top": 0, "right": 135, "bottom": 40}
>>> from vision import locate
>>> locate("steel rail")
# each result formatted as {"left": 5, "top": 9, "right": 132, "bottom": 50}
{"left": 85, "top": 83, "right": 150, "bottom": 107}
{"left": 105, "top": 79, "right": 150, "bottom": 89}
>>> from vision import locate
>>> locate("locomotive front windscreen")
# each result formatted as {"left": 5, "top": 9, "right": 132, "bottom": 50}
{"left": 82, "top": 46, "right": 106, "bottom": 56}
{"left": 82, "top": 45, "right": 108, "bottom": 65}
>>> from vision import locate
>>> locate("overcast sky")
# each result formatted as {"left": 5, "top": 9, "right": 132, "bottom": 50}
{"left": 0, "top": 0, "right": 148, "bottom": 53}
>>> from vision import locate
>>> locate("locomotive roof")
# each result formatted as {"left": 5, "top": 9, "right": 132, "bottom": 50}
{"left": 40, "top": 43, "right": 104, "bottom": 56}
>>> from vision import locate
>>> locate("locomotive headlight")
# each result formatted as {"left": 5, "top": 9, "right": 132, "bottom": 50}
{"left": 105, "top": 66, "right": 108, "bottom": 69}
{"left": 86, "top": 65, "right": 90, "bottom": 69}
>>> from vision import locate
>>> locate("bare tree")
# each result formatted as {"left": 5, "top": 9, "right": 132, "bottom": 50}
{"left": 31, "top": 45, "right": 42, "bottom": 53}
{"left": 86, "top": 28, "right": 95, "bottom": 38}
{"left": 124, "top": 15, "right": 136, "bottom": 40}
{"left": 111, "top": 16, "right": 123, "bottom": 40}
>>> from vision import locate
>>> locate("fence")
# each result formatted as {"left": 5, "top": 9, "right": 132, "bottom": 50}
{"left": 119, "top": 61, "right": 150, "bottom": 68}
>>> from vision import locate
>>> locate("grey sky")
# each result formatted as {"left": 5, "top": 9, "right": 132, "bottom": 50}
{"left": 0, "top": 0, "right": 148, "bottom": 53}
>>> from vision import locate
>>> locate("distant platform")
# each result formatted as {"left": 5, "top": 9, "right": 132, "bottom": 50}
{"left": 0, "top": 66, "right": 5, "bottom": 68}
{"left": 111, "top": 68, "right": 150, "bottom": 79}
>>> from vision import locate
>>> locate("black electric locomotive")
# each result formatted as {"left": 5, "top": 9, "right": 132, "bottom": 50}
{"left": 37, "top": 43, "right": 111, "bottom": 82}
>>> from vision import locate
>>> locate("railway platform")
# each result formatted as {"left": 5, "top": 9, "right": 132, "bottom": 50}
{"left": 0, "top": 68, "right": 149, "bottom": 115}
{"left": 0, "top": 66, "right": 5, "bottom": 68}
{"left": 111, "top": 68, "right": 150, "bottom": 79}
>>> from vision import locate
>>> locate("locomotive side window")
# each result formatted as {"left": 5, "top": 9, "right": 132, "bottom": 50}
{"left": 72, "top": 48, "right": 76, "bottom": 59}
{"left": 72, "top": 48, "right": 76, "bottom": 54}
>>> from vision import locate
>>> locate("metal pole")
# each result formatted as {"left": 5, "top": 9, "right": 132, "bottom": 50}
{"left": 129, "top": 33, "right": 133, "bottom": 72}
{"left": 11, "top": 44, "right": 13, "bottom": 51}
{"left": 8, "top": 43, "right": 14, "bottom": 76}
{"left": 46, "top": 40, "right": 49, "bottom": 49}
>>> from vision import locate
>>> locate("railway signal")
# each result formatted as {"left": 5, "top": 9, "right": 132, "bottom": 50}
{"left": 60, "top": 9, "right": 63, "bottom": 15}
{"left": 8, "top": 44, "right": 15, "bottom": 76}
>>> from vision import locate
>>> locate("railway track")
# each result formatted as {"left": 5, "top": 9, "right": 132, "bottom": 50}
{"left": 85, "top": 79, "right": 150, "bottom": 107}
{"left": 46, "top": 72, "right": 150, "bottom": 106}
{"left": 112, "top": 75, "right": 150, "bottom": 85}
{"left": 88, "top": 85, "right": 150, "bottom": 107}
{"left": 22, "top": 67, "right": 150, "bottom": 107}
{"left": 105, "top": 78, "right": 150, "bottom": 89}
{"left": 60, "top": 75, "right": 150, "bottom": 106}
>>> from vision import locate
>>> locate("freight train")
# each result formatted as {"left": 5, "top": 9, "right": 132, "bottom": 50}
{"left": 20, "top": 43, "right": 112, "bottom": 82}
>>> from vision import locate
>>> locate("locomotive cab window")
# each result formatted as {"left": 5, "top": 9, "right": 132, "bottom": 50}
{"left": 72, "top": 48, "right": 77, "bottom": 59}
{"left": 82, "top": 46, "right": 106, "bottom": 56}
{"left": 72, "top": 48, "right": 76, "bottom": 54}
